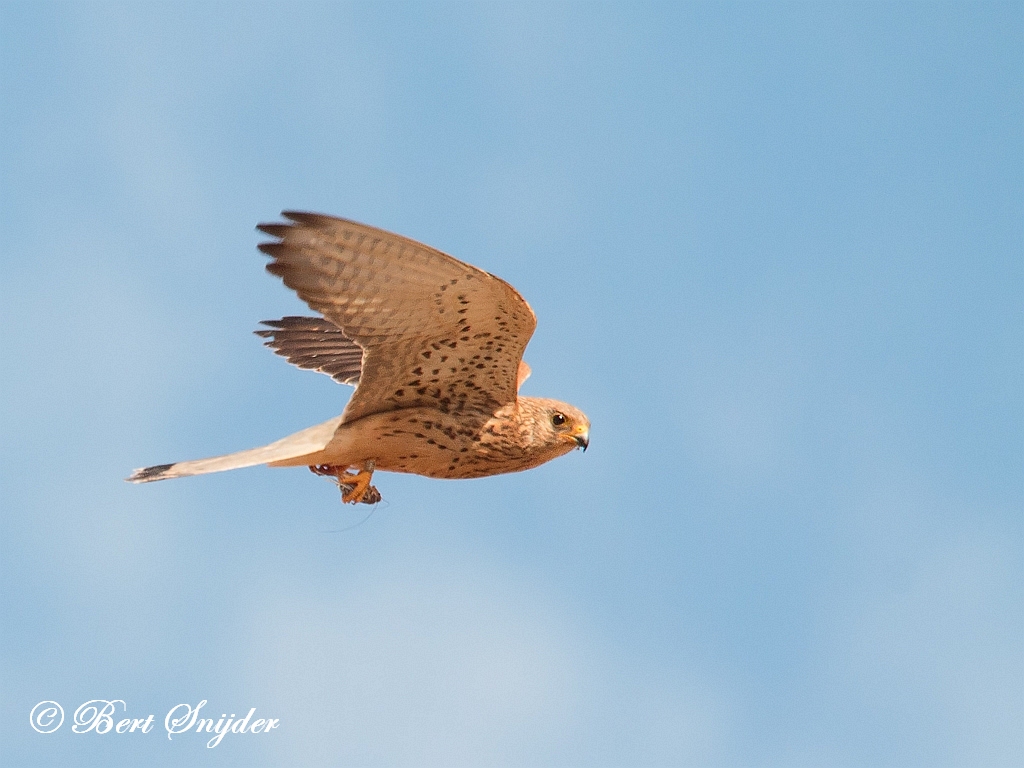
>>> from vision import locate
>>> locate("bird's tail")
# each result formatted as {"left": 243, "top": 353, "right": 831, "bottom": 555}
{"left": 126, "top": 415, "right": 345, "bottom": 483}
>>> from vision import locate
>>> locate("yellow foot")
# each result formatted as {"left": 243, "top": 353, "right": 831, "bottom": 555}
{"left": 340, "top": 469, "right": 374, "bottom": 504}
{"left": 309, "top": 464, "right": 379, "bottom": 504}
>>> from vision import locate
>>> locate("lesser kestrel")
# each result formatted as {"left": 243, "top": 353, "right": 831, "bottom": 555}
{"left": 127, "top": 213, "right": 590, "bottom": 503}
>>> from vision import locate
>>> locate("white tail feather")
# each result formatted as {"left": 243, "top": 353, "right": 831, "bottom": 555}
{"left": 126, "top": 415, "right": 344, "bottom": 483}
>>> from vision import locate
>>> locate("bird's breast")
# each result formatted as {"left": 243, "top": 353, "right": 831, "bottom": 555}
{"left": 321, "top": 406, "right": 554, "bottom": 479}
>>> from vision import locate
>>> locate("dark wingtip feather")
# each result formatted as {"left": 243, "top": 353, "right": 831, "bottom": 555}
{"left": 257, "top": 223, "right": 290, "bottom": 237}
{"left": 253, "top": 315, "right": 363, "bottom": 386}
{"left": 257, "top": 242, "right": 285, "bottom": 257}
{"left": 282, "top": 210, "right": 331, "bottom": 226}
{"left": 126, "top": 463, "right": 175, "bottom": 483}
{"left": 257, "top": 317, "right": 311, "bottom": 329}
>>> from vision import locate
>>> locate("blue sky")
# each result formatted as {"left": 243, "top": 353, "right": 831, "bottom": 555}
{"left": 1, "top": 3, "right": 1021, "bottom": 766}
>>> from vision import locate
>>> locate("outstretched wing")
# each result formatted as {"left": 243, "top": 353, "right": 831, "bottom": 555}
{"left": 258, "top": 212, "right": 537, "bottom": 423}
{"left": 255, "top": 316, "right": 363, "bottom": 386}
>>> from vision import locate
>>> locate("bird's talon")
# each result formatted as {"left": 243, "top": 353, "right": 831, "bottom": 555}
{"left": 338, "top": 482, "right": 381, "bottom": 505}
{"left": 331, "top": 467, "right": 375, "bottom": 504}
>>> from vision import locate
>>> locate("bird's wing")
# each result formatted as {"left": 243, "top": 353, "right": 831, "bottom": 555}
{"left": 258, "top": 212, "right": 537, "bottom": 423}
{"left": 256, "top": 316, "right": 535, "bottom": 394}
{"left": 516, "top": 360, "right": 531, "bottom": 390}
{"left": 255, "top": 316, "right": 363, "bottom": 386}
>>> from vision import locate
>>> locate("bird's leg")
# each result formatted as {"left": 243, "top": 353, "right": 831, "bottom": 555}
{"left": 339, "top": 460, "right": 375, "bottom": 504}
{"left": 308, "top": 463, "right": 379, "bottom": 504}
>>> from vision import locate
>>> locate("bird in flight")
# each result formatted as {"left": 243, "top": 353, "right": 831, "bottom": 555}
{"left": 127, "top": 212, "right": 590, "bottom": 503}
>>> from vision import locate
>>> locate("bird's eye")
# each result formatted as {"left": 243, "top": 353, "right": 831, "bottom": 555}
{"left": 551, "top": 412, "right": 567, "bottom": 428}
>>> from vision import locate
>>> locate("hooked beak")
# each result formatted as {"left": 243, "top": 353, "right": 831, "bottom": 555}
{"left": 573, "top": 427, "right": 589, "bottom": 452}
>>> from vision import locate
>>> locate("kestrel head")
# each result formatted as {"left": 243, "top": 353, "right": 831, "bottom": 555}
{"left": 519, "top": 397, "right": 591, "bottom": 459}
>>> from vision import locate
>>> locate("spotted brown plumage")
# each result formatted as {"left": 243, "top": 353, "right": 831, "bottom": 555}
{"left": 127, "top": 212, "right": 590, "bottom": 503}
{"left": 258, "top": 212, "right": 536, "bottom": 424}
